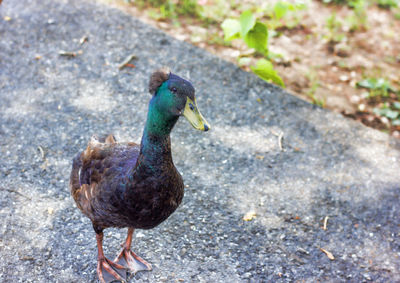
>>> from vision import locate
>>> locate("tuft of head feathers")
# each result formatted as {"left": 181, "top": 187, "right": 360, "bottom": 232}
{"left": 149, "top": 67, "right": 170, "bottom": 95}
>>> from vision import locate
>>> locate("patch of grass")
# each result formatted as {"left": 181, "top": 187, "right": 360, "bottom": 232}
{"left": 306, "top": 70, "right": 325, "bottom": 107}
{"left": 376, "top": 0, "right": 398, "bottom": 9}
{"left": 322, "top": 0, "right": 369, "bottom": 32}
{"left": 322, "top": 0, "right": 356, "bottom": 6}
{"left": 357, "top": 76, "right": 400, "bottom": 128}
{"left": 264, "top": 1, "right": 307, "bottom": 31}
{"left": 134, "top": 0, "right": 202, "bottom": 21}
{"left": 346, "top": 0, "right": 368, "bottom": 31}
{"left": 325, "top": 13, "right": 347, "bottom": 43}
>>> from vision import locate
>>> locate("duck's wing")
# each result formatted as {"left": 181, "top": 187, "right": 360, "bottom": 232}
{"left": 70, "top": 134, "right": 140, "bottom": 219}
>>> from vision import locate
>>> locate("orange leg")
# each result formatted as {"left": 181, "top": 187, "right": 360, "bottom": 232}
{"left": 96, "top": 232, "right": 127, "bottom": 283}
{"left": 114, "top": 228, "right": 152, "bottom": 274}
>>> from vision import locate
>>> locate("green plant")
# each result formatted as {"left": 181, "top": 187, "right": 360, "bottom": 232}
{"left": 325, "top": 12, "right": 346, "bottom": 42}
{"left": 374, "top": 102, "right": 400, "bottom": 125}
{"left": 135, "top": 0, "right": 202, "bottom": 21}
{"left": 196, "top": 0, "right": 230, "bottom": 23}
{"left": 322, "top": 0, "right": 362, "bottom": 7}
{"left": 222, "top": 10, "right": 269, "bottom": 54}
{"left": 305, "top": 70, "right": 325, "bottom": 107}
{"left": 346, "top": 0, "right": 368, "bottom": 31}
{"left": 322, "top": 0, "right": 369, "bottom": 31}
{"left": 251, "top": 59, "right": 285, "bottom": 87}
{"left": 265, "top": 1, "right": 307, "bottom": 30}
{"left": 376, "top": 0, "right": 398, "bottom": 9}
{"left": 221, "top": 10, "right": 284, "bottom": 86}
{"left": 356, "top": 77, "right": 395, "bottom": 97}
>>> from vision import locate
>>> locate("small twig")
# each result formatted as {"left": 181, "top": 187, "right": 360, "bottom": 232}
{"left": 79, "top": 35, "right": 88, "bottom": 45}
{"left": 59, "top": 50, "right": 82, "bottom": 57}
{"left": 278, "top": 132, "right": 284, "bottom": 151}
{"left": 0, "top": 187, "right": 32, "bottom": 200}
{"left": 323, "top": 216, "right": 329, "bottom": 230}
{"left": 320, "top": 247, "right": 335, "bottom": 260}
{"left": 297, "top": 247, "right": 309, "bottom": 255}
{"left": 20, "top": 256, "right": 35, "bottom": 261}
{"left": 118, "top": 53, "right": 137, "bottom": 70}
{"left": 270, "top": 130, "right": 284, "bottom": 151}
{"left": 37, "top": 145, "right": 45, "bottom": 160}
{"left": 59, "top": 50, "right": 76, "bottom": 57}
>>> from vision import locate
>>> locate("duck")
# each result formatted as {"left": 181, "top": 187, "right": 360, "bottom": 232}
{"left": 69, "top": 68, "right": 210, "bottom": 283}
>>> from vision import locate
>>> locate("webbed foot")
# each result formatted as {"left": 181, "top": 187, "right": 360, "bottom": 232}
{"left": 97, "top": 257, "right": 127, "bottom": 283}
{"left": 114, "top": 248, "right": 152, "bottom": 274}
{"left": 113, "top": 228, "right": 152, "bottom": 274}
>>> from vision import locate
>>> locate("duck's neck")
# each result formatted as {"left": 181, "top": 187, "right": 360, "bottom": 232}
{"left": 137, "top": 96, "right": 178, "bottom": 174}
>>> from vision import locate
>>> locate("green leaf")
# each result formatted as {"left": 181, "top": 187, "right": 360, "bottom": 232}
{"left": 357, "top": 78, "right": 376, "bottom": 89}
{"left": 244, "top": 22, "right": 268, "bottom": 55}
{"left": 221, "top": 19, "right": 241, "bottom": 41}
{"left": 357, "top": 78, "right": 391, "bottom": 90}
{"left": 251, "top": 59, "right": 285, "bottom": 87}
{"left": 357, "top": 78, "right": 392, "bottom": 97}
{"left": 385, "top": 109, "right": 399, "bottom": 119}
{"left": 392, "top": 119, "right": 400, "bottom": 126}
{"left": 239, "top": 10, "right": 256, "bottom": 37}
{"left": 393, "top": 101, "right": 400, "bottom": 109}
{"left": 377, "top": 0, "right": 398, "bottom": 9}
{"left": 274, "top": 2, "right": 290, "bottom": 20}
{"left": 374, "top": 107, "right": 400, "bottom": 119}
{"left": 373, "top": 107, "right": 384, "bottom": 116}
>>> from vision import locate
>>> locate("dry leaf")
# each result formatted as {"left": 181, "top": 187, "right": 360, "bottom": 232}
{"left": 320, "top": 247, "right": 335, "bottom": 260}
{"left": 48, "top": 207, "right": 54, "bottom": 215}
{"left": 255, "top": 155, "right": 264, "bottom": 160}
{"left": 4, "top": 16, "right": 12, "bottom": 21}
{"left": 243, "top": 210, "right": 256, "bottom": 221}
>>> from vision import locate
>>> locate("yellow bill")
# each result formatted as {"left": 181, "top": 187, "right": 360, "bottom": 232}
{"left": 182, "top": 97, "right": 211, "bottom": 131}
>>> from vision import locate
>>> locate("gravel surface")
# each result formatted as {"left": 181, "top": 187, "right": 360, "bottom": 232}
{"left": 1, "top": 0, "right": 400, "bottom": 282}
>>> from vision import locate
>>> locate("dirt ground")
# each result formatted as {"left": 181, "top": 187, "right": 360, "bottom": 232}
{"left": 98, "top": 0, "right": 400, "bottom": 138}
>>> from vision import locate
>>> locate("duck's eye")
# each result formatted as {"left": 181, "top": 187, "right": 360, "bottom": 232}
{"left": 189, "top": 103, "right": 195, "bottom": 111}
{"left": 171, "top": 87, "right": 177, "bottom": 93}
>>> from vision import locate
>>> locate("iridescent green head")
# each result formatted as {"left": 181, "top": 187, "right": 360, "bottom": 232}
{"left": 148, "top": 68, "right": 210, "bottom": 132}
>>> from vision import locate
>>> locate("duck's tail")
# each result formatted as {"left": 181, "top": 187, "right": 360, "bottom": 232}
{"left": 70, "top": 152, "right": 83, "bottom": 194}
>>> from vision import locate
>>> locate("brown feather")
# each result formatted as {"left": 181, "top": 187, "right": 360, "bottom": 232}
{"left": 149, "top": 67, "right": 170, "bottom": 94}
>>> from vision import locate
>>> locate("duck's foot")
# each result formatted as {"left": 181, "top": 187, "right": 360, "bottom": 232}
{"left": 97, "top": 257, "right": 127, "bottom": 283}
{"left": 114, "top": 248, "right": 152, "bottom": 274}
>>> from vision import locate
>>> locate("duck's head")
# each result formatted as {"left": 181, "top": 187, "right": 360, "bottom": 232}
{"left": 149, "top": 68, "right": 210, "bottom": 131}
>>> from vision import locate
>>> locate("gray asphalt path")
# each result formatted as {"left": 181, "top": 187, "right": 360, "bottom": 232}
{"left": 0, "top": 0, "right": 399, "bottom": 282}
